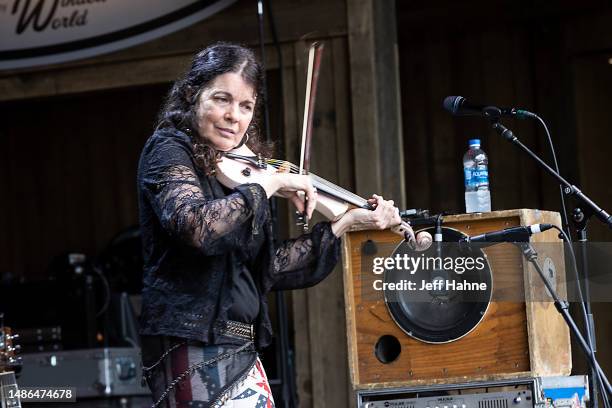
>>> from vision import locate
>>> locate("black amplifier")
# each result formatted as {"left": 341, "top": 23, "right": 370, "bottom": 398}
{"left": 356, "top": 376, "right": 589, "bottom": 408}
{"left": 17, "top": 347, "right": 150, "bottom": 399}
{"left": 357, "top": 378, "right": 538, "bottom": 408}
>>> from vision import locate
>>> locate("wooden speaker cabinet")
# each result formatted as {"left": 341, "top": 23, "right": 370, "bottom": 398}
{"left": 342, "top": 209, "right": 571, "bottom": 389}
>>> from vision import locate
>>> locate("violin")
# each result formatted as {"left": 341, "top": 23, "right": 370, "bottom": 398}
{"left": 215, "top": 144, "right": 427, "bottom": 248}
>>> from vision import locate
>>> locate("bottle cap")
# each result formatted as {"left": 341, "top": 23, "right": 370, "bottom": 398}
{"left": 468, "top": 139, "right": 481, "bottom": 147}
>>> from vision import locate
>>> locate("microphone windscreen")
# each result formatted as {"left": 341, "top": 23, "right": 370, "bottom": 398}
{"left": 442, "top": 96, "right": 464, "bottom": 114}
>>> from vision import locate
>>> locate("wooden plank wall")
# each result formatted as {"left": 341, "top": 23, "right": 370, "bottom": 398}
{"left": 0, "top": 85, "right": 169, "bottom": 280}
{"left": 3, "top": 0, "right": 611, "bottom": 405}
{"left": 395, "top": 0, "right": 612, "bottom": 384}
{"left": 0, "top": 0, "right": 376, "bottom": 406}
{"left": 568, "top": 13, "right": 612, "bottom": 383}
{"left": 276, "top": 38, "right": 356, "bottom": 407}
{"left": 396, "top": 0, "right": 612, "bottom": 242}
{"left": 398, "top": 7, "right": 542, "bottom": 216}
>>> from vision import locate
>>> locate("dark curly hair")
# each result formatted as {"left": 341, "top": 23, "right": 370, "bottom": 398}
{"left": 156, "top": 42, "right": 273, "bottom": 174}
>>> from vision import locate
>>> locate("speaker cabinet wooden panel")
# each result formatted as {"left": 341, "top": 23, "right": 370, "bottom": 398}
{"left": 342, "top": 209, "right": 571, "bottom": 389}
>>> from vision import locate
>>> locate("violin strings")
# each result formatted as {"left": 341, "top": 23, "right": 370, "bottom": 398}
{"left": 266, "top": 159, "right": 368, "bottom": 205}
{"left": 230, "top": 156, "right": 368, "bottom": 202}
{"left": 267, "top": 159, "right": 357, "bottom": 196}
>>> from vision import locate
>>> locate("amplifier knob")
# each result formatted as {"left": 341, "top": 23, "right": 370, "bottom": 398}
{"left": 116, "top": 358, "right": 137, "bottom": 381}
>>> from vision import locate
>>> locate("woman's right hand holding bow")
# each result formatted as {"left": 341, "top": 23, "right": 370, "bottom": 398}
{"left": 260, "top": 173, "right": 318, "bottom": 219}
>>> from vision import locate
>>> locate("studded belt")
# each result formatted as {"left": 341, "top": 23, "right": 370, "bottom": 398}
{"left": 217, "top": 320, "right": 255, "bottom": 342}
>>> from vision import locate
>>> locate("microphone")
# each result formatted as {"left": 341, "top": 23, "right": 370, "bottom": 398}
{"left": 443, "top": 96, "right": 535, "bottom": 119}
{"left": 399, "top": 208, "right": 429, "bottom": 218}
{"left": 463, "top": 224, "right": 555, "bottom": 243}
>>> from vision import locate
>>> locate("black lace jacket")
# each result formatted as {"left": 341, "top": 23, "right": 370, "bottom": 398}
{"left": 137, "top": 128, "right": 341, "bottom": 348}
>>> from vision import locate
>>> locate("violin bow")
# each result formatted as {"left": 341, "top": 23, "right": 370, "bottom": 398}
{"left": 297, "top": 42, "right": 325, "bottom": 231}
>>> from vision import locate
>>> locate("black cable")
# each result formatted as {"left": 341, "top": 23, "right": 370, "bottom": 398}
{"left": 520, "top": 242, "right": 611, "bottom": 399}
{"left": 552, "top": 225, "right": 610, "bottom": 408}
{"left": 602, "top": 372, "right": 611, "bottom": 408}
{"left": 534, "top": 114, "right": 572, "bottom": 241}
{"left": 92, "top": 263, "right": 111, "bottom": 318}
{"left": 256, "top": 1, "right": 297, "bottom": 406}
{"left": 257, "top": 0, "right": 271, "bottom": 143}
{"left": 551, "top": 226, "right": 589, "bottom": 340}
{"left": 530, "top": 114, "right": 603, "bottom": 407}
{"left": 264, "top": 0, "right": 285, "bottom": 153}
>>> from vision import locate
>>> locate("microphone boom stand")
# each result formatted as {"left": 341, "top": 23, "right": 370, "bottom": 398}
{"left": 516, "top": 242, "right": 612, "bottom": 399}
{"left": 489, "top": 121, "right": 612, "bottom": 228}
{"left": 489, "top": 119, "right": 612, "bottom": 408}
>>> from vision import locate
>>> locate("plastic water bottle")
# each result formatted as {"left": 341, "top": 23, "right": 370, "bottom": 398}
{"left": 463, "top": 139, "right": 491, "bottom": 213}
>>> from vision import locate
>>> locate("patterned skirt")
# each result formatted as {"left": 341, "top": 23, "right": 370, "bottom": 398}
{"left": 141, "top": 336, "right": 275, "bottom": 408}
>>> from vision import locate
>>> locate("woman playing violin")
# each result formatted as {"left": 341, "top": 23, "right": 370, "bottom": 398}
{"left": 137, "top": 42, "right": 415, "bottom": 408}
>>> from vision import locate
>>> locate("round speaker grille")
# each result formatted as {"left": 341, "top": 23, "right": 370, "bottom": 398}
{"left": 384, "top": 226, "right": 492, "bottom": 343}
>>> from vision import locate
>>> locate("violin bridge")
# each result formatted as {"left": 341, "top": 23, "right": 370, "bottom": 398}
{"left": 276, "top": 161, "right": 292, "bottom": 173}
